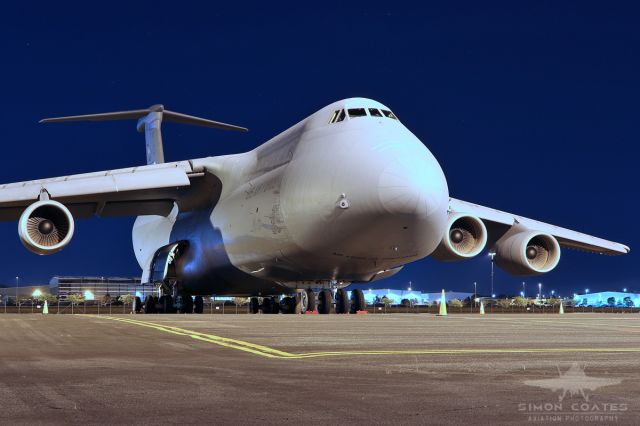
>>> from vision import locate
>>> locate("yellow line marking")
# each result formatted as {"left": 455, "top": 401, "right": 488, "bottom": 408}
{"left": 90, "top": 316, "right": 640, "bottom": 360}
{"left": 99, "top": 316, "right": 291, "bottom": 358}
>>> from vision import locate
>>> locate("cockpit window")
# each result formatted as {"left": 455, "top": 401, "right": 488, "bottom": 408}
{"left": 381, "top": 110, "right": 398, "bottom": 120}
{"left": 347, "top": 108, "right": 367, "bottom": 118}
{"left": 329, "top": 107, "right": 397, "bottom": 124}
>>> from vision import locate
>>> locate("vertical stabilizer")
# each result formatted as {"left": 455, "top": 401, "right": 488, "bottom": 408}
{"left": 136, "top": 105, "right": 165, "bottom": 165}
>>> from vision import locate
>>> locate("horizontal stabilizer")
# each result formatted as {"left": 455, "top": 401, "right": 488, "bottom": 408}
{"left": 40, "top": 104, "right": 248, "bottom": 132}
{"left": 40, "top": 104, "right": 247, "bottom": 165}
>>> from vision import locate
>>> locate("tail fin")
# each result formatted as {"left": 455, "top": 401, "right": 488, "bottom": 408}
{"left": 40, "top": 104, "right": 248, "bottom": 165}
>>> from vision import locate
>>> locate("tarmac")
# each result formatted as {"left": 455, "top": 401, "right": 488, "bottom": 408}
{"left": 1, "top": 313, "right": 640, "bottom": 425}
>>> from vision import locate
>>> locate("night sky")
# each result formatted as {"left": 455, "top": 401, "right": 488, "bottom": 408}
{"left": 0, "top": 3, "right": 637, "bottom": 296}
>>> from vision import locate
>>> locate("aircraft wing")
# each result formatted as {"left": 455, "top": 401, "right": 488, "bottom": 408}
{"left": 0, "top": 160, "right": 218, "bottom": 220}
{"left": 449, "top": 198, "right": 629, "bottom": 255}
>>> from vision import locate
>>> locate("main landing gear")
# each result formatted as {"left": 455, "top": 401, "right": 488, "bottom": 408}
{"left": 248, "top": 288, "right": 366, "bottom": 315}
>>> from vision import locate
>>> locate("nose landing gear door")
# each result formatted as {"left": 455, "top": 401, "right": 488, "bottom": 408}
{"left": 149, "top": 241, "right": 187, "bottom": 295}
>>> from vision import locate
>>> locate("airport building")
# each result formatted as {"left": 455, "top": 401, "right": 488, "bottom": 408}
{"left": 361, "top": 289, "right": 473, "bottom": 305}
{"left": 0, "top": 285, "right": 51, "bottom": 301}
{"left": 573, "top": 291, "right": 640, "bottom": 307}
{"left": 49, "top": 276, "right": 151, "bottom": 300}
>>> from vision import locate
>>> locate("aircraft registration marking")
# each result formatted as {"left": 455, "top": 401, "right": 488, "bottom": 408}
{"left": 91, "top": 315, "right": 640, "bottom": 360}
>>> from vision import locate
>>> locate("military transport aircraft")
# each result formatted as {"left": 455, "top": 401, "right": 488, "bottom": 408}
{"left": 4, "top": 98, "right": 629, "bottom": 314}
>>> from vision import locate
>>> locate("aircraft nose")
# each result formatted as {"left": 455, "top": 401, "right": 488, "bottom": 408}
{"left": 377, "top": 147, "right": 448, "bottom": 218}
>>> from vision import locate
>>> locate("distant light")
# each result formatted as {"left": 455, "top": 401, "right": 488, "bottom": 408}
{"left": 585, "top": 289, "right": 590, "bottom": 294}
{"left": 520, "top": 291, "right": 524, "bottom": 297}
{"left": 623, "top": 288, "right": 628, "bottom": 292}
{"left": 84, "top": 290, "right": 94, "bottom": 300}
{"left": 135, "top": 291, "right": 143, "bottom": 298}
{"left": 31, "top": 289, "right": 42, "bottom": 298}
{"left": 492, "top": 294, "right": 496, "bottom": 298}
{"left": 408, "top": 287, "right": 412, "bottom": 292}
{"left": 551, "top": 290, "right": 555, "bottom": 295}
{"left": 474, "top": 298, "right": 480, "bottom": 302}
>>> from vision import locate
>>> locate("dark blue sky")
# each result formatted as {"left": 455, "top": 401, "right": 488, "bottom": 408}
{"left": 0, "top": 2, "right": 637, "bottom": 296}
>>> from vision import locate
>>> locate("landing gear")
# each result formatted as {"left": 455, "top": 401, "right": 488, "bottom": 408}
{"left": 292, "top": 291, "right": 307, "bottom": 314}
{"left": 350, "top": 289, "right": 366, "bottom": 313}
{"left": 158, "top": 294, "right": 175, "bottom": 313}
{"left": 335, "top": 288, "right": 350, "bottom": 314}
{"left": 194, "top": 296, "right": 204, "bottom": 314}
{"left": 262, "top": 297, "right": 275, "bottom": 314}
{"left": 280, "top": 296, "right": 295, "bottom": 314}
{"left": 144, "top": 295, "right": 156, "bottom": 314}
{"left": 249, "top": 297, "right": 260, "bottom": 314}
{"left": 306, "top": 289, "right": 317, "bottom": 312}
{"left": 318, "top": 289, "right": 333, "bottom": 314}
{"left": 178, "top": 294, "right": 193, "bottom": 314}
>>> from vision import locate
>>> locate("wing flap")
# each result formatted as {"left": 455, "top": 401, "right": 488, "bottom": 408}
{"left": 449, "top": 198, "right": 629, "bottom": 255}
{"left": 0, "top": 162, "right": 192, "bottom": 205}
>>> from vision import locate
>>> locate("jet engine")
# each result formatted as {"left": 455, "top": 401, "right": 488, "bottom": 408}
{"left": 18, "top": 200, "right": 75, "bottom": 255}
{"left": 431, "top": 213, "right": 488, "bottom": 261}
{"left": 493, "top": 225, "right": 561, "bottom": 275}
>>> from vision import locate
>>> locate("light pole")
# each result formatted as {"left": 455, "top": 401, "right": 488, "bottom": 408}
{"left": 15, "top": 276, "right": 19, "bottom": 313}
{"left": 489, "top": 252, "right": 496, "bottom": 298}
{"left": 538, "top": 283, "right": 542, "bottom": 301}
{"left": 408, "top": 281, "right": 412, "bottom": 292}
{"left": 473, "top": 281, "right": 477, "bottom": 309}
{"left": 522, "top": 282, "right": 526, "bottom": 298}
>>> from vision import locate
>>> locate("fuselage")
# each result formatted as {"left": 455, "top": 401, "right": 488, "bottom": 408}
{"left": 132, "top": 98, "right": 450, "bottom": 295}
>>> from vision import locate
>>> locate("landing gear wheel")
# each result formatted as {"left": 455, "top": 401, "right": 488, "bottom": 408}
{"left": 280, "top": 297, "right": 295, "bottom": 314}
{"left": 293, "top": 291, "right": 308, "bottom": 314}
{"left": 249, "top": 297, "right": 260, "bottom": 314}
{"left": 318, "top": 289, "right": 334, "bottom": 314}
{"left": 306, "top": 290, "right": 317, "bottom": 312}
{"left": 335, "top": 288, "right": 350, "bottom": 314}
{"left": 194, "top": 296, "right": 204, "bottom": 314}
{"left": 270, "top": 297, "right": 280, "bottom": 314}
{"left": 158, "top": 295, "right": 174, "bottom": 313}
{"left": 262, "top": 297, "right": 274, "bottom": 314}
{"left": 350, "top": 289, "right": 366, "bottom": 313}
{"left": 179, "top": 294, "right": 193, "bottom": 314}
{"left": 144, "top": 295, "right": 156, "bottom": 314}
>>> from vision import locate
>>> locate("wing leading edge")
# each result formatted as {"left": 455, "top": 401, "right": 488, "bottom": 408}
{"left": 449, "top": 198, "right": 630, "bottom": 256}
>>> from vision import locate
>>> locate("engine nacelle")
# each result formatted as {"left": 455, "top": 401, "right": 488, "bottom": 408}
{"left": 494, "top": 224, "right": 561, "bottom": 275}
{"left": 18, "top": 200, "right": 75, "bottom": 255}
{"left": 431, "top": 213, "right": 488, "bottom": 261}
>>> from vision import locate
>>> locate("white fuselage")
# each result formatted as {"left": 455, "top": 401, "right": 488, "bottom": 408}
{"left": 132, "top": 98, "right": 449, "bottom": 295}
